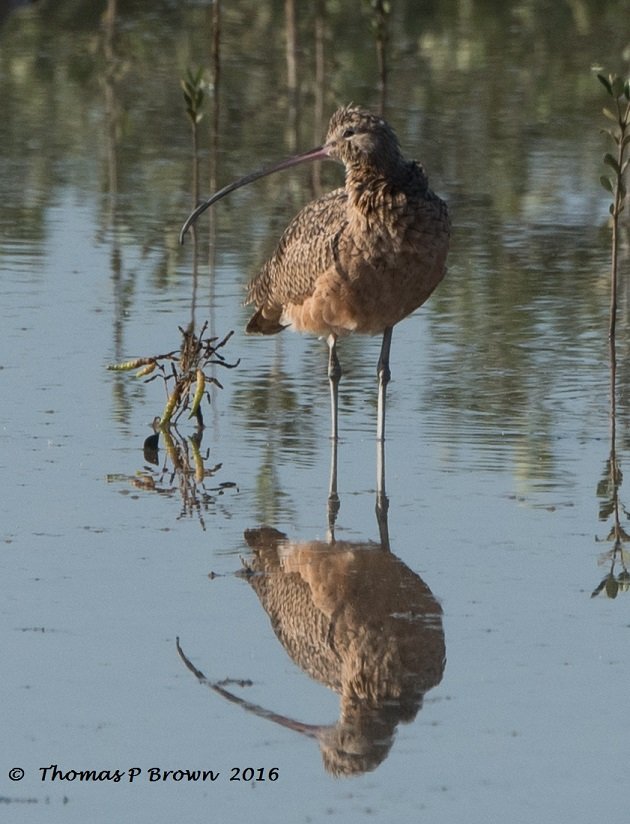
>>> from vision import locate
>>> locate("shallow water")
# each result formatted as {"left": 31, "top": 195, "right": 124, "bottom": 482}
{"left": 2, "top": 1, "right": 630, "bottom": 822}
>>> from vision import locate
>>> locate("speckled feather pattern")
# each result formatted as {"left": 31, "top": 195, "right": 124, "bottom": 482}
{"left": 245, "top": 106, "right": 450, "bottom": 338}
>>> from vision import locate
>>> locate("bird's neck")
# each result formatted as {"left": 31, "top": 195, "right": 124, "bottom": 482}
{"left": 344, "top": 160, "right": 428, "bottom": 217}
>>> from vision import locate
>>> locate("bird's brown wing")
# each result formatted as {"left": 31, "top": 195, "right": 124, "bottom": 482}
{"left": 246, "top": 188, "right": 348, "bottom": 310}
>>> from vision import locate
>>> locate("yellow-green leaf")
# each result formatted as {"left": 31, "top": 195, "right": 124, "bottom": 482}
{"left": 600, "top": 175, "right": 614, "bottom": 193}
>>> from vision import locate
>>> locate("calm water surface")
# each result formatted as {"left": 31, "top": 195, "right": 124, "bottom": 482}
{"left": 2, "top": 2, "right": 630, "bottom": 822}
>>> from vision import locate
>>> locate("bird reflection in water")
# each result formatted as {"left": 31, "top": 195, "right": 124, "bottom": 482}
{"left": 177, "top": 440, "right": 445, "bottom": 777}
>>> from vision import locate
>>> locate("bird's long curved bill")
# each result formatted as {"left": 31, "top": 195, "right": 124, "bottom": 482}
{"left": 179, "top": 144, "right": 331, "bottom": 244}
{"left": 175, "top": 636, "right": 324, "bottom": 739}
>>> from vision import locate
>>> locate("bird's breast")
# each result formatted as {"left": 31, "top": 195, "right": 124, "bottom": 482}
{"left": 320, "top": 195, "right": 449, "bottom": 334}
{"left": 251, "top": 183, "right": 449, "bottom": 340}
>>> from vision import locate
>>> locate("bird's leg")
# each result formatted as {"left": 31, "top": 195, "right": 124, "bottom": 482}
{"left": 327, "top": 333, "right": 341, "bottom": 441}
{"left": 375, "top": 328, "right": 392, "bottom": 547}
{"left": 376, "top": 326, "right": 393, "bottom": 442}
{"left": 375, "top": 435, "right": 390, "bottom": 551}
{"left": 326, "top": 334, "right": 341, "bottom": 539}
{"left": 327, "top": 435, "right": 340, "bottom": 542}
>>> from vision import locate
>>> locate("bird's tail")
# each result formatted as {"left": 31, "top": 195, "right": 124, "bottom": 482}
{"left": 245, "top": 306, "right": 287, "bottom": 335}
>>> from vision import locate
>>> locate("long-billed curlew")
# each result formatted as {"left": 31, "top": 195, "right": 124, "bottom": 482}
{"left": 180, "top": 105, "right": 450, "bottom": 441}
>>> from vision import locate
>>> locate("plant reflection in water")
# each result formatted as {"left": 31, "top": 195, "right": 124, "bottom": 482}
{"left": 108, "top": 423, "right": 237, "bottom": 530}
{"left": 593, "top": 328, "right": 630, "bottom": 598}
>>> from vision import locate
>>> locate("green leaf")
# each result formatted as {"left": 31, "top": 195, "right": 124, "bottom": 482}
{"left": 625, "top": 80, "right": 630, "bottom": 101}
{"left": 604, "top": 152, "right": 620, "bottom": 173}
{"left": 612, "top": 76, "right": 626, "bottom": 99}
{"left": 602, "top": 107, "right": 618, "bottom": 122}
{"left": 605, "top": 576, "right": 619, "bottom": 598}
{"left": 600, "top": 175, "right": 614, "bottom": 193}
{"left": 600, "top": 128, "right": 620, "bottom": 144}
{"left": 598, "top": 73, "right": 613, "bottom": 95}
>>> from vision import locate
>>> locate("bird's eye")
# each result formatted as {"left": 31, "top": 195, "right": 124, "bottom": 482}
{"left": 342, "top": 128, "right": 355, "bottom": 139}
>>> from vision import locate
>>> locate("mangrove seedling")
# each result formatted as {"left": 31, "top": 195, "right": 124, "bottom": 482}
{"left": 108, "top": 323, "right": 239, "bottom": 429}
{"left": 598, "top": 71, "right": 630, "bottom": 339}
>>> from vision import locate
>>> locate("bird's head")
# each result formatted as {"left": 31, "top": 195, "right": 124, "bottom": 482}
{"left": 323, "top": 106, "right": 403, "bottom": 173}
{"left": 179, "top": 106, "right": 404, "bottom": 243}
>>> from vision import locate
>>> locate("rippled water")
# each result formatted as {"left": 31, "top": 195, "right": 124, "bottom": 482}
{"left": 2, "top": 2, "right": 630, "bottom": 822}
